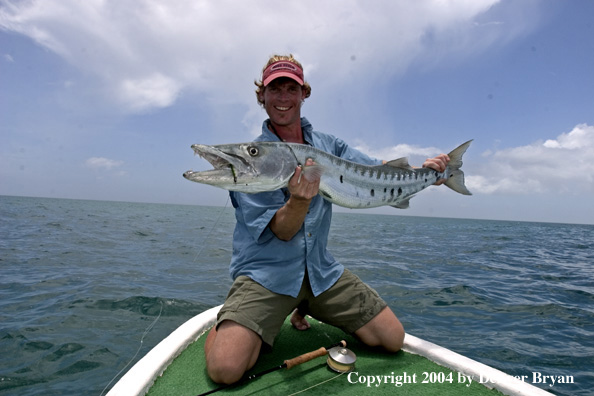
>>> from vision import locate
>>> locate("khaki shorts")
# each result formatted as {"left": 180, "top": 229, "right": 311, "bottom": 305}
{"left": 216, "top": 269, "right": 387, "bottom": 346}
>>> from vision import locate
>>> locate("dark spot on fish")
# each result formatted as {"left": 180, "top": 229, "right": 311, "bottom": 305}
{"left": 384, "top": 188, "right": 387, "bottom": 193}
{"left": 424, "top": 178, "right": 428, "bottom": 183}
{"left": 398, "top": 187, "right": 402, "bottom": 196}
{"left": 340, "top": 175, "right": 343, "bottom": 183}
{"left": 390, "top": 188, "right": 394, "bottom": 197}
{"left": 370, "top": 189, "right": 375, "bottom": 197}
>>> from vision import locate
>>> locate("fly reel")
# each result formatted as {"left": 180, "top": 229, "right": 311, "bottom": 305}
{"left": 326, "top": 346, "right": 357, "bottom": 373}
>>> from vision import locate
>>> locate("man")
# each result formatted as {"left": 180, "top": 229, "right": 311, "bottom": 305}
{"left": 204, "top": 54, "right": 450, "bottom": 384}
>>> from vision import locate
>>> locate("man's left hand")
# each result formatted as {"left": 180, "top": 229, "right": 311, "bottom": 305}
{"left": 422, "top": 154, "right": 450, "bottom": 185}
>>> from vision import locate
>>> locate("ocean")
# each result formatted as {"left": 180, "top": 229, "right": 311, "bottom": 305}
{"left": 0, "top": 195, "right": 592, "bottom": 395}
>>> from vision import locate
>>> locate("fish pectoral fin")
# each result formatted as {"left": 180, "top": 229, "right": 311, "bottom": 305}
{"left": 385, "top": 157, "right": 413, "bottom": 171}
{"left": 391, "top": 196, "right": 414, "bottom": 209}
{"left": 301, "top": 164, "right": 324, "bottom": 182}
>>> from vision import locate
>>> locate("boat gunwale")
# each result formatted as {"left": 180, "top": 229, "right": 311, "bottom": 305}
{"left": 107, "top": 304, "right": 553, "bottom": 396}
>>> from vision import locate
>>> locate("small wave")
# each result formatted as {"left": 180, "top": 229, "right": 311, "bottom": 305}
{"left": 43, "top": 343, "right": 85, "bottom": 362}
{"left": 133, "top": 231, "right": 151, "bottom": 237}
{"left": 71, "top": 296, "right": 209, "bottom": 317}
{"left": 55, "top": 360, "right": 102, "bottom": 376}
{"left": 23, "top": 341, "right": 53, "bottom": 352}
{"left": 423, "top": 284, "right": 490, "bottom": 307}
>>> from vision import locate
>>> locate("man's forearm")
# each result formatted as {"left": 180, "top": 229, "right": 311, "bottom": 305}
{"left": 269, "top": 196, "right": 311, "bottom": 241}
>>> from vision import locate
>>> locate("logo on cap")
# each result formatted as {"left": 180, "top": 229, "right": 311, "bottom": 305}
{"left": 263, "top": 61, "right": 304, "bottom": 86}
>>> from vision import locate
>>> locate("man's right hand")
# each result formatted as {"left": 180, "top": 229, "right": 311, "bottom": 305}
{"left": 269, "top": 159, "right": 320, "bottom": 241}
{"left": 288, "top": 158, "right": 320, "bottom": 201}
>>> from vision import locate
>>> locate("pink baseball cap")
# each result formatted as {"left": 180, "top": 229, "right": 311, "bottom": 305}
{"left": 262, "top": 61, "right": 305, "bottom": 86}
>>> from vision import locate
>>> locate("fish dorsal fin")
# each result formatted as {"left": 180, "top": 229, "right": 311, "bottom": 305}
{"left": 301, "top": 164, "right": 324, "bottom": 182}
{"left": 385, "top": 157, "right": 413, "bottom": 171}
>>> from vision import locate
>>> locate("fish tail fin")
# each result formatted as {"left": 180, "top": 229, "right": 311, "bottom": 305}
{"left": 444, "top": 140, "right": 472, "bottom": 196}
{"left": 445, "top": 170, "right": 471, "bottom": 195}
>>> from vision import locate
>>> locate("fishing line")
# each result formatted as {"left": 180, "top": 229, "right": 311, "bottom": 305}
{"left": 102, "top": 197, "right": 229, "bottom": 394}
{"left": 192, "top": 195, "right": 230, "bottom": 263}
{"left": 100, "top": 300, "right": 164, "bottom": 396}
{"left": 286, "top": 371, "right": 346, "bottom": 396}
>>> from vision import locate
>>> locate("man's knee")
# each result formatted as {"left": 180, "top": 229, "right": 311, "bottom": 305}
{"left": 204, "top": 320, "right": 262, "bottom": 384}
{"left": 206, "top": 357, "right": 246, "bottom": 384}
{"left": 386, "top": 320, "right": 405, "bottom": 352}
{"left": 355, "top": 307, "right": 405, "bottom": 352}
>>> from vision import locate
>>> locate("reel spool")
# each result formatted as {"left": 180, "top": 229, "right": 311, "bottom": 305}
{"left": 326, "top": 346, "right": 357, "bottom": 373}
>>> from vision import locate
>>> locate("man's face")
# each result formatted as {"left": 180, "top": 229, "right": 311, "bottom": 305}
{"left": 261, "top": 78, "right": 306, "bottom": 128}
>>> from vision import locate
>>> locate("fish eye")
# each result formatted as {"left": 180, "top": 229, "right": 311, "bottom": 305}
{"left": 247, "top": 146, "right": 259, "bottom": 157}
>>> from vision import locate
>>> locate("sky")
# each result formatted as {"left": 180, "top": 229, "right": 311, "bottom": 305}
{"left": 1, "top": 0, "right": 593, "bottom": 225}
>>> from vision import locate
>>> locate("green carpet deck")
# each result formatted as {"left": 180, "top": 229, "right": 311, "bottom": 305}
{"left": 148, "top": 317, "right": 504, "bottom": 396}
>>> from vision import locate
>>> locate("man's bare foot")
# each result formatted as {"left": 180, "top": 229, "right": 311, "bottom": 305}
{"left": 290, "top": 308, "right": 311, "bottom": 331}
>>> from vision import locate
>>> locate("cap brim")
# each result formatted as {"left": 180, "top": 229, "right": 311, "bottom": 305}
{"left": 263, "top": 72, "right": 304, "bottom": 86}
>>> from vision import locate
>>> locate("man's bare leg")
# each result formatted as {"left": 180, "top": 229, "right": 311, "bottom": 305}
{"left": 354, "top": 306, "right": 404, "bottom": 352}
{"left": 204, "top": 320, "right": 262, "bottom": 384}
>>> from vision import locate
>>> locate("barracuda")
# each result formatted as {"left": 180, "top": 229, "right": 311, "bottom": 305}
{"left": 183, "top": 140, "right": 472, "bottom": 209}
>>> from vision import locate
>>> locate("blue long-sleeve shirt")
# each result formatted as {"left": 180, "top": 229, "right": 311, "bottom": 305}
{"left": 229, "top": 118, "right": 381, "bottom": 297}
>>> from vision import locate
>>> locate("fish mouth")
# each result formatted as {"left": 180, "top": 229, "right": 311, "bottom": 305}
{"left": 183, "top": 144, "right": 252, "bottom": 183}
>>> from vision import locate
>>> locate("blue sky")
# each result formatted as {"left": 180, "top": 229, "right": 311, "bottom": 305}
{"left": 1, "top": 0, "right": 593, "bottom": 224}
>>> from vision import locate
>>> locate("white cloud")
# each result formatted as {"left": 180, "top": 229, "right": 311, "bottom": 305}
{"left": 85, "top": 157, "right": 124, "bottom": 170}
{"left": 0, "top": 0, "right": 534, "bottom": 114}
{"left": 467, "top": 124, "right": 594, "bottom": 195}
{"left": 119, "top": 73, "right": 181, "bottom": 111}
{"left": 355, "top": 124, "right": 594, "bottom": 197}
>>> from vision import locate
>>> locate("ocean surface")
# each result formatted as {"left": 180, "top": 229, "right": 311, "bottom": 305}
{"left": 1, "top": 195, "right": 592, "bottom": 395}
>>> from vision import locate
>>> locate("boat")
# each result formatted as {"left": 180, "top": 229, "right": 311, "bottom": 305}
{"left": 107, "top": 304, "right": 553, "bottom": 395}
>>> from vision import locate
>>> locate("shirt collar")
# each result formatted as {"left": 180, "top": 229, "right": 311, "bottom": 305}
{"left": 261, "top": 117, "right": 313, "bottom": 145}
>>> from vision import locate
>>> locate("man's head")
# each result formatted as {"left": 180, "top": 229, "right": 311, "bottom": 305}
{"left": 255, "top": 54, "right": 311, "bottom": 107}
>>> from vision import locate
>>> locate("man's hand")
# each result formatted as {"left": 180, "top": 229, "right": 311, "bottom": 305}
{"left": 288, "top": 158, "right": 320, "bottom": 201}
{"left": 270, "top": 159, "right": 320, "bottom": 241}
{"left": 422, "top": 154, "right": 450, "bottom": 185}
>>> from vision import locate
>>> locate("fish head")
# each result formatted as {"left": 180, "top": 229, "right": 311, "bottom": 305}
{"left": 183, "top": 142, "right": 298, "bottom": 193}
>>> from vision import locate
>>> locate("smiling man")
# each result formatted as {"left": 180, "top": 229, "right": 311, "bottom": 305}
{"left": 258, "top": 60, "right": 309, "bottom": 142}
{"left": 203, "top": 54, "right": 449, "bottom": 384}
